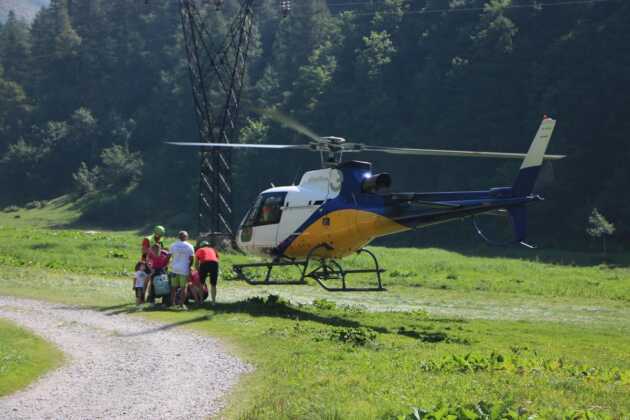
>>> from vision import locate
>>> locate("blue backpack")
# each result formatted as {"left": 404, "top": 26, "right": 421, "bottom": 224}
{"left": 153, "top": 274, "right": 170, "bottom": 296}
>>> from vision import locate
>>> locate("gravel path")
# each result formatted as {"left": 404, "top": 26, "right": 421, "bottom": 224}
{"left": 0, "top": 296, "right": 252, "bottom": 419}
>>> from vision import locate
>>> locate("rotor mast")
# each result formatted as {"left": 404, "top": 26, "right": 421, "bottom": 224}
{"left": 178, "top": 0, "right": 255, "bottom": 243}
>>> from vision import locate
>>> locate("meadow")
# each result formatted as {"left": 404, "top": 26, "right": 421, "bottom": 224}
{"left": 0, "top": 318, "right": 63, "bottom": 397}
{"left": 1, "top": 200, "right": 629, "bottom": 418}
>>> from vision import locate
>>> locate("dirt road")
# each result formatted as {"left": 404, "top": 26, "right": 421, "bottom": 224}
{"left": 0, "top": 296, "right": 251, "bottom": 419}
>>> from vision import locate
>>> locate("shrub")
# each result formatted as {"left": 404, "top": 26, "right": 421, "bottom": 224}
{"left": 72, "top": 162, "right": 100, "bottom": 195}
{"left": 25, "top": 200, "right": 43, "bottom": 209}
{"left": 312, "top": 298, "right": 336, "bottom": 310}
{"left": 406, "top": 400, "right": 526, "bottom": 420}
{"left": 404, "top": 401, "right": 601, "bottom": 420}
{"left": 398, "top": 327, "right": 451, "bottom": 343}
{"left": 418, "top": 351, "right": 630, "bottom": 384}
{"left": 72, "top": 144, "right": 143, "bottom": 196}
{"left": 327, "top": 327, "right": 376, "bottom": 346}
{"left": 3, "top": 205, "right": 19, "bottom": 212}
{"left": 106, "top": 250, "right": 127, "bottom": 259}
{"left": 99, "top": 144, "right": 143, "bottom": 191}
{"left": 390, "top": 269, "right": 416, "bottom": 278}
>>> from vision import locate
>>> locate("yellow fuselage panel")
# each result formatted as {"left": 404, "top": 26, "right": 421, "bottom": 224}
{"left": 284, "top": 209, "right": 409, "bottom": 259}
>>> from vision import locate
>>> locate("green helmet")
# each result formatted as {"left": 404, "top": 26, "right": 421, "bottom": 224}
{"left": 198, "top": 240, "right": 210, "bottom": 248}
{"left": 154, "top": 225, "right": 166, "bottom": 236}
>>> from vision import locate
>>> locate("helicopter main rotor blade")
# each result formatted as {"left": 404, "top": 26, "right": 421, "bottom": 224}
{"left": 361, "top": 145, "right": 566, "bottom": 160}
{"left": 253, "top": 107, "right": 323, "bottom": 143}
{"left": 166, "top": 141, "right": 312, "bottom": 150}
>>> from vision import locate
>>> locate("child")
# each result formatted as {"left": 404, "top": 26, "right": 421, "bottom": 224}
{"left": 133, "top": 262, "right": 148, "bottom": 305}
{"left": 187, "top": 269, "right": 203, "bottom": 306}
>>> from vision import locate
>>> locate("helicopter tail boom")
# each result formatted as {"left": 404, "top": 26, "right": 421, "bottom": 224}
{"left": 378, "top": 114, "right": 559, "bottom": 247}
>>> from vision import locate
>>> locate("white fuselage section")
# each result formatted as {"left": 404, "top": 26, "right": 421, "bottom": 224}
{"left": 236, "top": 168, "right": 342, "bottom": 256}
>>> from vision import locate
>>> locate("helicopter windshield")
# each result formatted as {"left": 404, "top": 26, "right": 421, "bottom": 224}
{"left": 242, "top": 192, "right": 287, "bottom": 227}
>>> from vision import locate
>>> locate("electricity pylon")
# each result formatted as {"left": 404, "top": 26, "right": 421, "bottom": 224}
{"left": 179, "top": 0, "right": 255, "bottom": 242}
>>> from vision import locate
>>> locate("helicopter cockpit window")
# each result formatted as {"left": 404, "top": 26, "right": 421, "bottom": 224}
{"left": 243, "top": 192, "right": 286, "bottom": 227}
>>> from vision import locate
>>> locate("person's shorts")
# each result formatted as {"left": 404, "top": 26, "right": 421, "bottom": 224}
{"left": 199, "top": 261, "right": 219, "bottom": 286}
{"left": 170, "top": 274, "right": 188, "bottom": 289}
{"left": 134, "top": 287, "right": 144, "bottom": 299}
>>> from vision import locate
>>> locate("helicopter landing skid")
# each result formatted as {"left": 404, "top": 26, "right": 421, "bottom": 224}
{"left": 232, "top": 245, "right": 386, "bottom": 292}
{"left": 232, "top": 260, "right": 308, "bottom": 286}
{"left": 303, "top": 246, "right": 386, "bottom": 292}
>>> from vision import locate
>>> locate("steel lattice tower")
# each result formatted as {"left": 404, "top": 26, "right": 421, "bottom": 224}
{"left": 179, "top": 0, "right": 255, "bottom": 242}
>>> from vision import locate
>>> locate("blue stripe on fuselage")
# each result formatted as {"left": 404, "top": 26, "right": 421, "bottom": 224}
{"left": 272, "top": 161, "right": 539, "bottom": 257}
{"left": 390, "top": 197, "right": 534, "bottom": 229}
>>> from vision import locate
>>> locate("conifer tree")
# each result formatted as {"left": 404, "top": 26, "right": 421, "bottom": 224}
{"left": 586, "top": 209, "right": 615, "bottom": 255}
{"left": 0, "top": 11, "right": 31, "bottom": 85}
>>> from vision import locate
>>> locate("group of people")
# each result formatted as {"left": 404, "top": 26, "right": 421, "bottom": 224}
{"left": 133, "top": 225, "right": 220, "bottom": 308}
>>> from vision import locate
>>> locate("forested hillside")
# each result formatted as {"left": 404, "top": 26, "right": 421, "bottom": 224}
{"left": 0, "top": 0, "right": 628, "bottom": 249}
{"left": 0, "top": 0, "right": 48, "bottom": 22}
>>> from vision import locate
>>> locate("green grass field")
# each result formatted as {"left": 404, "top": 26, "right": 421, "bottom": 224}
{"left": 1, "top": 201, "right": 629, "bottom": 418}
{"left": 0, "top": 318, "right": 63, "bottom": 397}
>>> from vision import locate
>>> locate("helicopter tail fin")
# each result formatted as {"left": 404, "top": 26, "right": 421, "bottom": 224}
{"left": 473, "top": 205, "right": 532, "bottom": 247}
{"left": 512, "top": 117, "right": 557, "bottom": 196}
{"left": 508, "top": 205, "right": 529, "bottom": 244}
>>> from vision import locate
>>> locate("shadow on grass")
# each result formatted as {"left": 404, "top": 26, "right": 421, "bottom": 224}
{"left": 73, "top": 296, "right": 468, "bottom": 343}
{"left": 206, "top": 298, "right": 469, "bottom": 343}
{"left": 119, "top": 315, "right": 213, "bottom": 337}
{"left": 397, "top": 327, "right": 470, "bottom": 344}
{"left": 209, "top": 297, "right": 388, "bottom": 330}
{"left": 95, "top": 303, "right": 136, "bottom": 312}
{"left": 95, "top": 297, "right": 382, "bottom": 332}
{"left": 77, "top": 297, "right": 388, "bottom": 336}
{"left": 29, "top": 243, "right": 59, "bottom": 250}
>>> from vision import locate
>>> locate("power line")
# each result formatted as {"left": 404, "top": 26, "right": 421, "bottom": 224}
{"left": 13, "top": 0, "right": 624, "bottom": 63}
{"left": 140, "top": 0, "right": 621, "bottom": 15}
{"left": 322, "top": 0, "right": 622, "bottom": 16}
{"left": 325, "top": 0, "right": 617, "bottom": 8}
{"left": 236, "top": 0, "right": 623, "bottom": 20}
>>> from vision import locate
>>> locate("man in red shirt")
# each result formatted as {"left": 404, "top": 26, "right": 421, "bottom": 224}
{"left": 195, "top": 241, "right": 219, "bottom": 303}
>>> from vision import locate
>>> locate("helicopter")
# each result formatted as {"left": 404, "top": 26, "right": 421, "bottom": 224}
{"left": 169, "top": 112, "right": 564, "bottom": 291}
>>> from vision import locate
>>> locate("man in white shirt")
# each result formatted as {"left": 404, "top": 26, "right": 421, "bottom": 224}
{"left": 170, "top": 230, "right": 195, "bottom": 306}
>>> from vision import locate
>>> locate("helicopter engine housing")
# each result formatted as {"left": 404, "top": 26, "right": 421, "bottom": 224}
{"left": 361, "top": 173, "right": 392, "bottom": 193}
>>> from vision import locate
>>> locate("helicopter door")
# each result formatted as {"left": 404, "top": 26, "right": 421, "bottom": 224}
{"left": 250, "top": 192, "right": 286, "bottom": 252}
